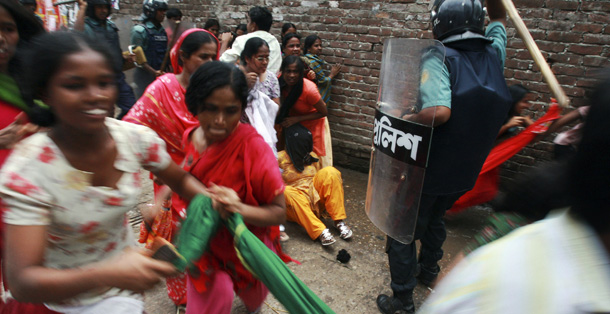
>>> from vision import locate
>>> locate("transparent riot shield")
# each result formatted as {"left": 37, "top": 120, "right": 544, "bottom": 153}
{"left": 365, "top": 39, "right": 445, "bottom": 244}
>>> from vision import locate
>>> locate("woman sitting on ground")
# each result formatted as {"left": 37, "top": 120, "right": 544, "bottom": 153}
{"left": 279, "top": 123, "right": 352, "bottom": 246}
{"left": 302, "top": 34, "right": 341, "bottom": 103}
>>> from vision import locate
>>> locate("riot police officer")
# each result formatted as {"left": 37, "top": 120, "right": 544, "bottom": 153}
{"left": 376, "top": 0, "right": 512, "bottom": 313}
{"left": 130, "top": 0, "right": 168, "bottom": 98}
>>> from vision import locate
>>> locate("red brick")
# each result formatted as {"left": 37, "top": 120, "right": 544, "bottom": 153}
{"left": 589, "top": 13, "right": 610, "bottom": 23}
{"left": 546, "top": 0, "right": 579, "bottom": 10}
{"left": 573, "top": 23, "right": 604, "bottom": 33}
{"left": 514, "top": 0, "right": 545, "bottom": 8}
{"left": 568, "top": 45, "right": 603, "bottom": 55}
{"left": 547, "top": 31, "right": 582, "bottom": 43}
{"left": 581, "top": 1, "right": 610, "bottom": 11}
{"left": 583, "top": 56, "right": 610, "bottom": 67}
{"left": 583, "top": 34, "right": 610, "bottom": 45}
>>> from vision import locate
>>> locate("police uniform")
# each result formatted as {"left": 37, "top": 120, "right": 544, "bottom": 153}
{"left": 131, "top": 20, "right": 168, "bottom": 98}
{"left": 380, "top": 21, "right": 512, "bottom": 314}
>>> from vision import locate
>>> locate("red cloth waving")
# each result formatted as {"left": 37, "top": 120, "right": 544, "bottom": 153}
{"left": 449, "top": 104, "right": 561, "bottom": 213}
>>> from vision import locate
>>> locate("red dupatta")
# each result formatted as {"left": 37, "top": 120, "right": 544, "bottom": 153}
{"left": 186, "top": 123, "right": 292, "bottom": 293}
{"left": 170, "top": 28, "right": 220, "bottom": 75}
{"left": 449, "top": 103, "right": 561, "bottom": 213}
{"left": 124, "top": 28, "right": 219, "bottom": 164}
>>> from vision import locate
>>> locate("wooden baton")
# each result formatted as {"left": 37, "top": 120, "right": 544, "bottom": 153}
{"left": 500, "top": 0, "right": 570, "bottom": 108}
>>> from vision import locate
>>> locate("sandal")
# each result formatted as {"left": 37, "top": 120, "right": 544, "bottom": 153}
{"left": 319, "top": 229, "right": 336, "bottom": 246}
{"left": 335, "top": 221, "right": 353, "bottom": 240}
{"left": 279, "top": 231, "right": 290, "bottom": 242}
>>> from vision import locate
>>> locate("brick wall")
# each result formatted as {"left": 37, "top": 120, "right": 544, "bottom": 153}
{"left": 116, "top": 0, "right": 610, "bottom": 179}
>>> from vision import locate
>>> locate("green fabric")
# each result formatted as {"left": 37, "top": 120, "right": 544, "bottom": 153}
{"left": 178, "top": 194, "right": 335, "bottom": 314}
{"left": 462, "top": 212, "right": 530, "bottom": 255}
{"left": 303, "top": 54, "right": 332, "bottom": 103}
{"left": 0, "top": 73, "right": 28, "bottom": 112}
{"left": 174, "top": 194, "right": 220, "bottom": 272}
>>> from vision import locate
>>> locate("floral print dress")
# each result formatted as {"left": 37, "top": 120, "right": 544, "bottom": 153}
{"left": 0, "top": 118, "right": 171, "bottom": 311}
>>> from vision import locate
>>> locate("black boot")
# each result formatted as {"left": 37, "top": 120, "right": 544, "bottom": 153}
{"left": 416, "top": 263, "right": 440, "bottom": 287}
{"left": 376, "top": 293, "right": 415, "bottom": 314}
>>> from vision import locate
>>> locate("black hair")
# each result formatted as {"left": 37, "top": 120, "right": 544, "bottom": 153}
{"left": 494, "top": 161, "right": 569, "bottom": 221}
{"left": 203, "top": 18, "right": 219, "bottom": 30}
{"left": 235, "top": 23, "right": 247, "bottom": 33}
{"left": 20, "top": 32, "right": 116, "bottom": 127}
{"left": 178, "top": 31, "right": 217, "bottom": 66}
{"left": 185, "top": 61, "right": 248, "bottom": 115}
{"left": 508, "top": 84, "right": 530, "bottom": 116}
{"left": 303, "top": 34, "right": 320, "bottom": 55}
{"left": 281, "top": 22, "right": 296, "bottom": 36}
{"left": 248, "top": 6, "right": 272, "bottom": 32}
{"left": 239, "top": 37, "right": 268, "bottom": 66}
{"left": 282, "top": 32, "right": 301, "bottom": 53}
{"left": 0, "top": 0, "right": 45, "bottom": 75}
{"left": 568, "top": 71, "right": 610, "bottom": 234}
{"left": 166, "top": 8, "right": 182, "bottom": 19}
{"left": 275, "top": 55, "right": 304, "bottom": 124}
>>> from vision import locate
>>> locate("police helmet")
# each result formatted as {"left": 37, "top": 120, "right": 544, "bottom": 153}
{"left": 142, "top": 0, "right": 168, "bottom": 20}
{"left": 86, "top": 0, "right": 111, "bottom": 19}
{"left": 430, "top": 0, "right": 487, "bottom": 43}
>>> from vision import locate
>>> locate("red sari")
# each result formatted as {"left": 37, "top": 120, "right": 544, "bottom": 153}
{"left": 185, "top": 123, "right": 288, "bottom": 294}
{"left": 123, "top": 28, "right": 219, "bottom": 306}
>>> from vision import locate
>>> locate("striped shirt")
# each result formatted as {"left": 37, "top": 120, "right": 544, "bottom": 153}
{"left": 419, "top": 210, "right": 610, "bottom": 314}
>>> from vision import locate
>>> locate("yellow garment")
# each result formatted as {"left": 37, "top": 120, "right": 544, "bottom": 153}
{"left": 319, "top": 117, "right": 333, "bottom": 168}
{"left": 278, "top": 151, "right": 347, "bottom": 240}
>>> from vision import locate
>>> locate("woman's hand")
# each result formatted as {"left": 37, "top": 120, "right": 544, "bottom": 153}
{"left": 0, "top": 113, "right": 38, "bottom": 150}
{"left": 97, "top": 248, "right": 178, "bottom": 292}
{"left": 220, "top": 32, "right": 233, "bottom": 43}
{"left": 245, "top": 72, "right": 258, "bottom": 89}
{"left": 329, "top": 63, "right": 342, "bottom": 79}
{"left": 505, "top": 116, "right": 528, "bottom": 128}
{"left": 208, "top": 184, "right": 241, "bottom": 219}
{"left": 307, "top": 70, "right": 316, "bottom": 81}
{"left": 281, "top": 116, "right": 300, "bottom": 128}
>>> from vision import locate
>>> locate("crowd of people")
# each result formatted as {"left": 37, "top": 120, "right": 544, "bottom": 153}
{"left": 0, "top": 0, "right": 607, "bottom": 313}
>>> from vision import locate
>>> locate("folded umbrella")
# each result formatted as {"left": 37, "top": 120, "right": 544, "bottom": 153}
{"left": 176, "top": 194, "right": 335, "bottom": 314}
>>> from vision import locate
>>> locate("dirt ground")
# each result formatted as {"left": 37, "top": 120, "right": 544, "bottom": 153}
{"left": 136, "top": 166, "right": 492, "bottom": 314}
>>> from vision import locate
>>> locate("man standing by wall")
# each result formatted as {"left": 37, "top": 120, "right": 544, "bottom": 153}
{"left": 130, "top": 0, "right": 168, "bottom": 98}
{"left": 376, "top": 0, "right": 511, "bottom": 313}
{"left": 219, "top": 6, "right": 281, "bottom": 74}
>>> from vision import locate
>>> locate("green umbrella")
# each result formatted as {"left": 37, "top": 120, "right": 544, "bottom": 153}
{"left": 176, "top": 194, "right": 335, "bottom": 314}
{"left": 174, "top": 194, "right": 221, "bottom": 273}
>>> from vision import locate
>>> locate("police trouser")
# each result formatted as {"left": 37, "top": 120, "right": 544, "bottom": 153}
{"left": 115, "top": 72, "right": 136, "bottom": 120}
{"left": 386, "top": 191, "right": 464, "bottom": 295}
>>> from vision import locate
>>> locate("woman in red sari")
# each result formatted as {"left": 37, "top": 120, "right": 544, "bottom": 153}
{"left": 123, "top": 28, "right": 219, "bottom": 308}
{"left": 182, "top": 61, "right": 287, "bottom": 313}
{"left": 276, "top": 55, "right": 331, "bottom": 167}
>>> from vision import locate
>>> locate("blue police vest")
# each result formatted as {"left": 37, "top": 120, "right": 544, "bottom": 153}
{"left": 422, "top": 39, "right": 512, "bottom": 195}
{"left": 143, "top": 24, "right": 167, "bottom": 70}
